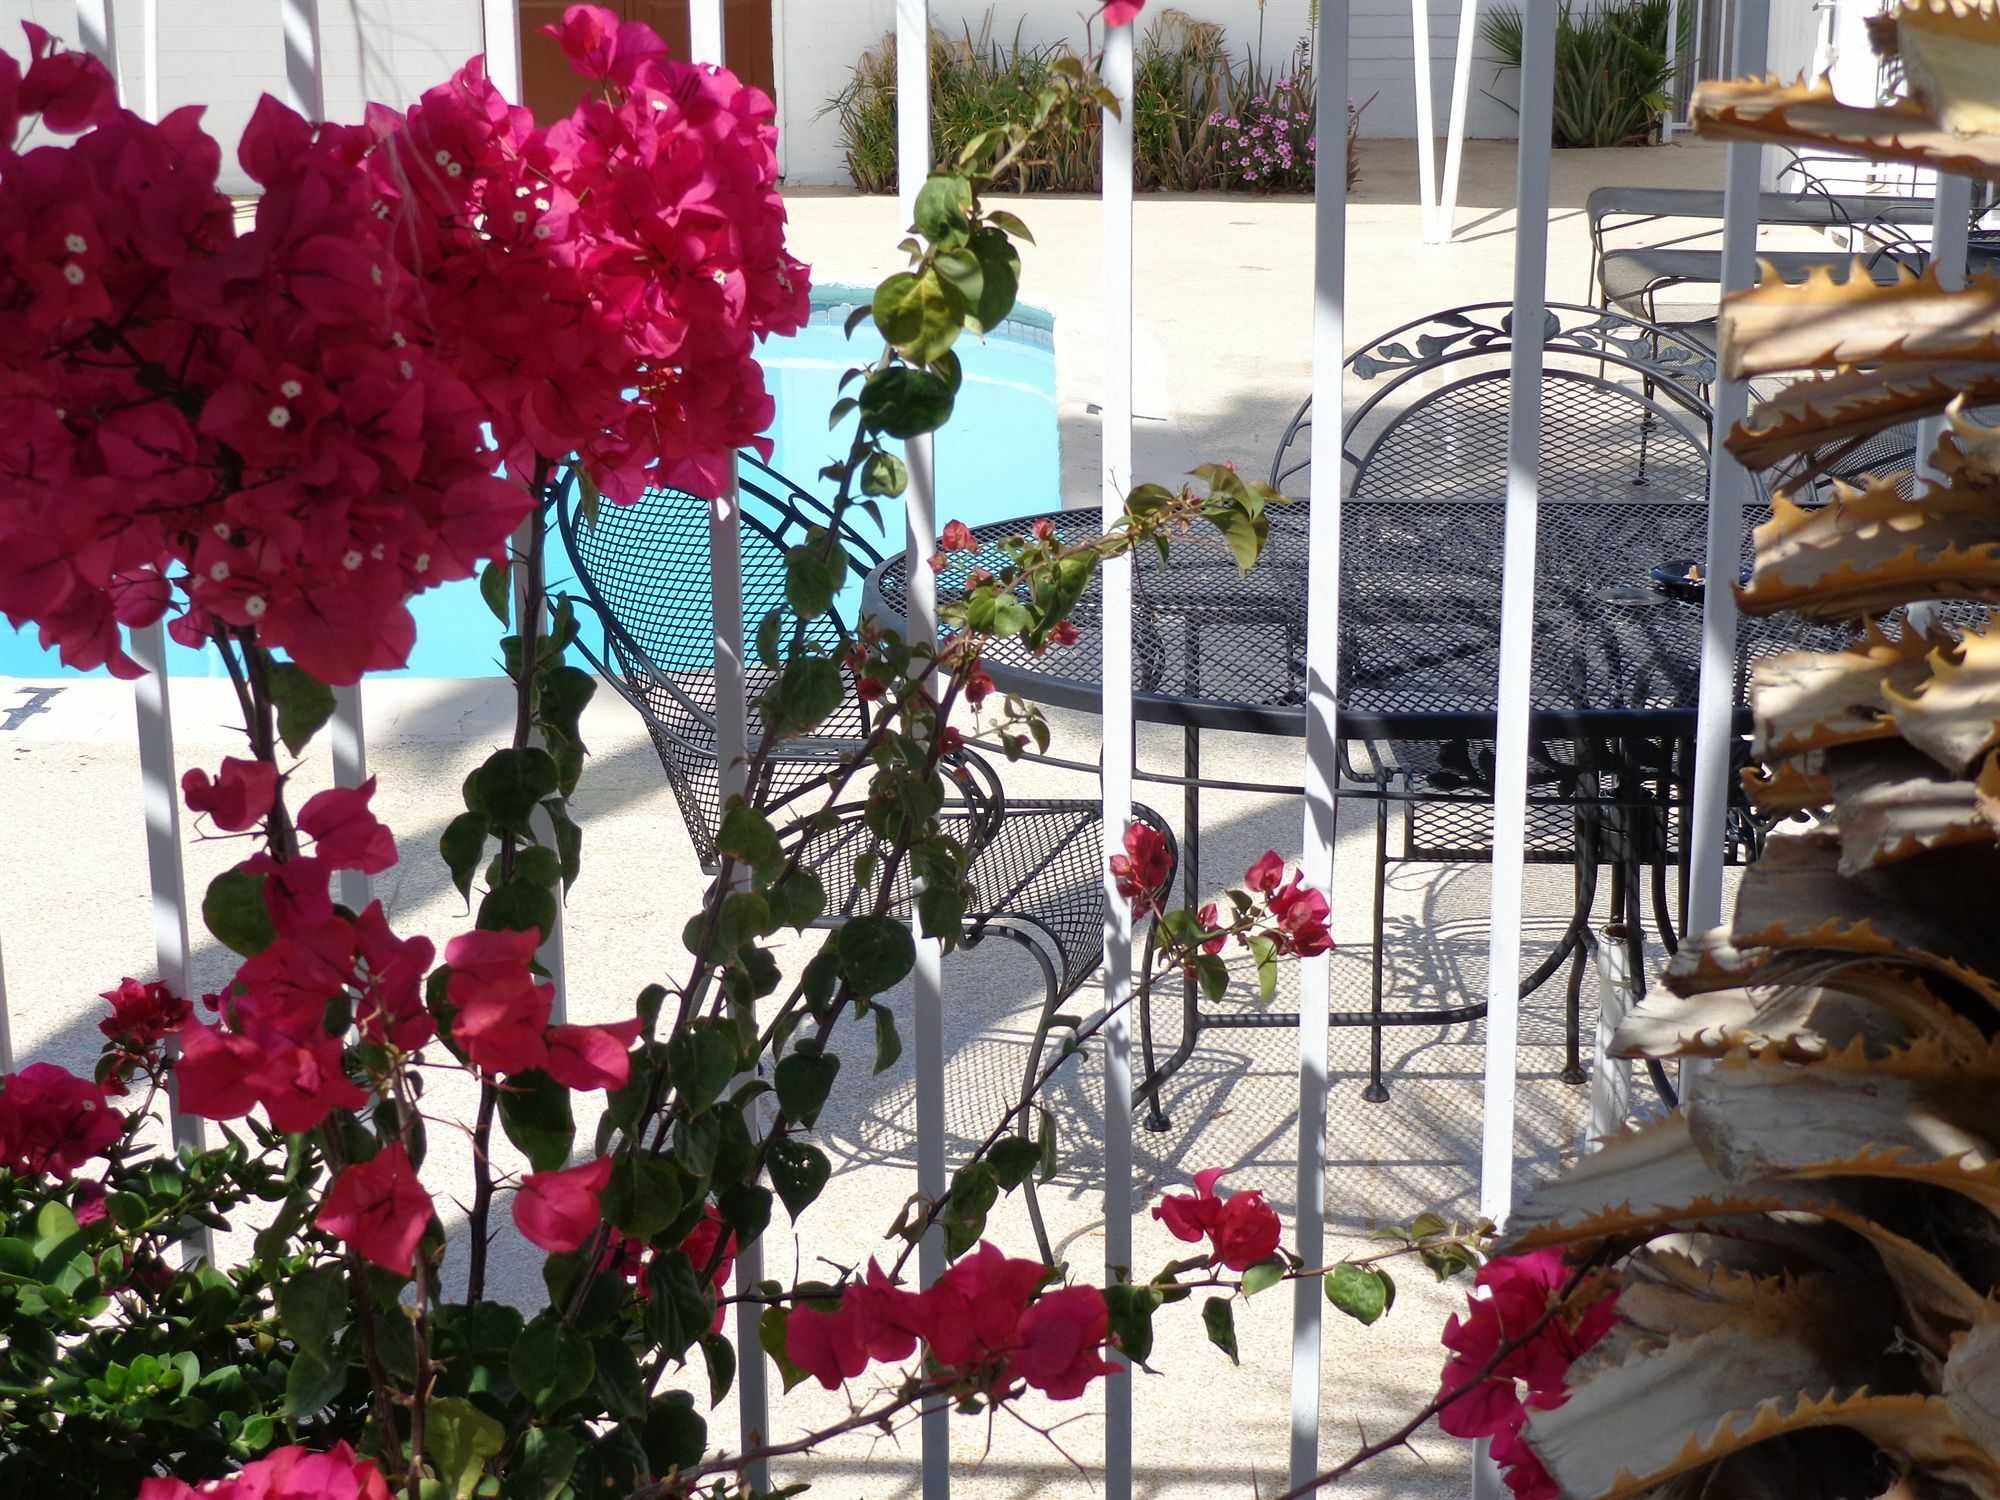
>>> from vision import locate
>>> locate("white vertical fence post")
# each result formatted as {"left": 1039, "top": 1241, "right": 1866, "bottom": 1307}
{"left": 1410, "top": 0, "right": 1440, "bottom": 242}
{"left": 76, "top": 3, "right": 211, "bottom": 1247}
{"left": 481, "top": 0, "right": 524, "bottom": 107}
{"left": 73, "top": 0, "right": 116, "bottom": 90}
{"left": 280, "top": 0, "right": 325, "bottom": 125}
{"left": 1915, "top": 176, "right": 1974, "bottom": 487}
{"left": 1481, "top": 0, "right": 1556, "bottom": 1244}
{"left": 276, "top": 0, "right": 373, "bottom": 923}
{"left": 1100, "top": 15, "right": 1138, "bottom": 1500}
{"left": 1685, "top": 0, "right": 1769, "bottom": 952}
{"left": 1291, "top": 0, "right": 1350, "bottom": 1484}
{"left": 1474, "top": 6, "right": 1556, "bottom": 1492}
{"left": 684, "top": 1, "right": 770, "bottom": 1484}
{"left": 1435, "top": 0, "right": 1480, "bottom": 243}
{"left": 891, "top": 4, "right": 950, "bottom": 1498}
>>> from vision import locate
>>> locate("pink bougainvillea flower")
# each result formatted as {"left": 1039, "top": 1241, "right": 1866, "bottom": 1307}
{"left": 1010, "top": 1284, "right": 1120, "bottom": 1399}
{"left": 1102, "top": 0, "right": 1149, "bottom": 25}
{"left": 137, "top": 1440, "right": 392, "bottom": 1500}
{"left": 1109, "top": 821, "right": 1173, "bottom": 915}
{"left": 544, "top": 1018, "right": 642, "bottom": 1092}
{"left": 445, "top": 928, "right": 554, "bottom": 1077}
{"left": 1152, "top": 1166, "right": 1283, "bottom": 1271}
{"left": 0, "top": 1061, "right": 122, "bottom": 1179}
{"left": 316, "top": 1142, "right": 433, "bottom": 1276}
{"left": 352, "top": 902, "right": 436, "bottom": 1051}
{"left": 681, "top": 1204, "right": 738, "bottom": 1333}
{"left": 1436, "top": 1249, "right": 1618, "bottom": 1500}
{"left": 512, "top": 1154, "right": 614, "bottom": 1253}
{"left": 249, "top": 1034, "right": 369, "bottom": 1134}
{"left": 297, "top": 777, "right": 397, "bottom": 874}
{"left": 181, "top": 758, "right": 280, "bottom": 833}
{"left": 99, "top": 977, "right": 191, "bottom": 1050}
{"left": 940, "top": 519, "right": 975, "bottom": 552}
{"left": 1245, "top": 850, "right": 1285, "bottom": 893}
{"left": 173, "top": 1022, "right": 269, "bottom": 1122}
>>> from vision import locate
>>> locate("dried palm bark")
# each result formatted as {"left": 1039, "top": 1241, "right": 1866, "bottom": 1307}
{"left": 1506, "top": 8, "right": 2000, "bottom": 1494}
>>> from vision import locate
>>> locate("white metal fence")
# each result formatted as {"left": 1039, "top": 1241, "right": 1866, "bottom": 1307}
{"left": 9, "top": 0, "right": 1965, "bottom": 1493}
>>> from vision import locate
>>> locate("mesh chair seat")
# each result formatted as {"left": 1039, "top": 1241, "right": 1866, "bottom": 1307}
{"left": 1599, "top": 246, "right": 1918, "bottom": 319}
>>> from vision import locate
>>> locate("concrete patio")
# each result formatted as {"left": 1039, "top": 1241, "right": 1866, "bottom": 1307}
{"left": 0, "top": 135, "right": 1814, "bottom": 1497}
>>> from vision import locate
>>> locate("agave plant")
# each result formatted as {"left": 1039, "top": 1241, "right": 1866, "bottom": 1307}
{"left": 1499, "top": 6, "right": 2000, "bottom": 1495}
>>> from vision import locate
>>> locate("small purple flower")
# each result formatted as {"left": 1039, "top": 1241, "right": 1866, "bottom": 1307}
{"left": 1243, "top": 170, "right": 1258, "bottom": 180}
{"left": 1225, "top": 117, "right": 1240, "bottom": 129}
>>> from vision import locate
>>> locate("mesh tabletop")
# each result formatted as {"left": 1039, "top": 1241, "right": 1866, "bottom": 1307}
{"left": 864, "top": 499, "right": 1840, "bottom": 741}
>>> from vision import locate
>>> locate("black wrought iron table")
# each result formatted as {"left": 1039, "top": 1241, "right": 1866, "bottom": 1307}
{"left": 864, "top": 497, "right": 1834, "bottom": 1118}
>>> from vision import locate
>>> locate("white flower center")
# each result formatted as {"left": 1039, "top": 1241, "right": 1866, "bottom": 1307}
{"left": 413, "top": 553, "right": 430, "bottom": 573}
{"left": 212, "top": 522, "right": 231, "bottom": 539}
{"left": 63, "top": 233, "right": 87, "bottom": 254}
{"left": 280, "top": 379, "right": 303, "bottom": 399}
{"left": 512, "top": 209, "right": 527, "bottom": 223}
{"left": 391, "top": 331, "right": 407, "bottom": 348}
{"left": 208, "top": 561, "right": 229, "bottom": 581}
{"left": 533, "top": 224, "right": 551, "bottom": 239}
{"left": 399, "top": 360, "right": 414, "bottom": 379}
{"left": 266, "top": 406, "right": 290, "bottom": 429}
{"left": 433, "top": 149, "right": 451, "bottom": 167}
{"left": 342, "top": 550, "right": 363, "bottom": 571}
{"left": 61, "top": 263, "right": 84, "bottom": 286}
{"left": 244, "top": 595, "right": 267, "bottom": 618}
{"left": 445, "top": 161, "right": 463, "bottom": 178}
{"left": 370, "top": 264, "right": 384, "bottom": 285}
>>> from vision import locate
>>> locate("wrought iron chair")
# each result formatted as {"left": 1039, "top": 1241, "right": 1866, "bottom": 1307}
{"left": 554, "top": 456, "right": 1176, "bottom": 1252}
{"left": 1268, "top": 302, "right": 1785, "bottom": 1103}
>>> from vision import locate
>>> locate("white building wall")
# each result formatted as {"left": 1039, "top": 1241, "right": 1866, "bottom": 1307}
{"left": 777, "top": 0, "right": 1520, "bottom": 187}
{"left": 0, "top": 0, "right": 483, "bottom": 194}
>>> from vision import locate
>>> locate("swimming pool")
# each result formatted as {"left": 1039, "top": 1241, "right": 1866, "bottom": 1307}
{"left": 0, "top": 292, "right": 1060, "bottom": 679}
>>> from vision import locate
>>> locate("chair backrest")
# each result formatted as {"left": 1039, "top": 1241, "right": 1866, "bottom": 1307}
{"left": 1349, "top": 367, "right": 1712, "bottom": 507}
{"left": 556, "top": 455, "right": 884, "bottom": 866}
{"left": 1269, "top": 301, "right": 1718, "bottom": 501}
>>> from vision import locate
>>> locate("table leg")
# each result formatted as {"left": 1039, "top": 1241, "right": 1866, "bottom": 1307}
{"left": 1588, "top": 860, "right": 1637, "bottom": 1144}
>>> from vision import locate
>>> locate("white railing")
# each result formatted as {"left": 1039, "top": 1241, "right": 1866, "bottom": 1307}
{"left": 0, "top": 0, "right": 1782, "bottom": 1493}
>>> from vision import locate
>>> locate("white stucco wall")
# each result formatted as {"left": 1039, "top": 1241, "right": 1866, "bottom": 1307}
{"left": 776, "top": 0, "right": 1522, "bottom": 187}
{"left": 0, "top": 0, "right": 484, "bottom": 194}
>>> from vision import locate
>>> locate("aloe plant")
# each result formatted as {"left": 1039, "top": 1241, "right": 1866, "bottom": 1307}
{"left": 1499, "top": 5, "right": 2000, "bottom": 1493}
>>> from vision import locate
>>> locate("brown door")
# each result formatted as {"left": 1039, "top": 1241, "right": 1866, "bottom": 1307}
{"left": 519, "top": 1, "right": 775, "bottom": 129}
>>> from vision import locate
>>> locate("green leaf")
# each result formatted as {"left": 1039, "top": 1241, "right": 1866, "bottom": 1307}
{"left": 860, "top": 450, "right": 907, "bottom": 498}
{"left": 601, "top": 1155, "right": 684, "bottom": 1244}
{"left": 477, "top": 876, "right": 557, "bottom": 941}
{"left": 267, "top": 663, "right": 336, "bottom": 756}
{"left": 774, "top": 1049, "right": 840, "bottom": 1129}
{"left": 426, "top": 1395, "right": 505, "bottom": 1500}
{"left": 716, "top": 802, "right": 779, "bottom": 866}
{"left": 933, "top": 247, "right": 984, "bottom": 324}
{"left": 766, "top": 870, "right": 827, "bottom": 930}
{"left": 987, "top": 1136, "right": 1042, "bottom": 1192}
{"left": 511, "top": 1316, "right": 595, "bottom": 1414}
{"left": 758, "top": 655, "right": 845, "bottom": 737}
{"left": 700, "top": 1331, "right": 737, "bottom": 1405}
{"left": 498, "top": 1069, "right": 575, "bottom": 1173}
{"left": 985, "top": 209, "right": 1035, "bottom": 245}
{"left": 1202, "top": 1296, "right": 1239, "bottom": 1364}
{"left": 942, "top": 1161, "right": 999, "bottom": 1259}
{"left": 545, "top": 799, "right": 582, "bottom": 889}
{"left": 479, "top": 561, "right": 512, "bottom": 627}
{"left": 644, "top": 1254, "right": 715, "bottom": 1363}
{"left": 1241, "top": 1260, "right": 1287, "bottom": 1298}
{"left": 592, "top": 1336, "right": 648, "bottom": 1421}
{"left": 640, "top": 1392, "right": 707, "bottom": 1474}
{"left": 858, "top": 367, "right": 955, "bottom": 440}
{"left": 505, "top": 1427, "right": 580, "bottom": 1500}
{"left": 667, "top": 1024, "right": 740, "bottom": 1115}
{"left": 758, "top": 1305, "right": 813, "bottom": 1393}
{"left": 966, "top": 227, "right": 1022, "bottom": 331}
{"left": 283, "top": 1351, "right": 345, "bottom": 1419}
{"left": 715, "top": 1182, "right": 771, "bottom": 1248}
{"left": 767, "top": 1139, "right": 831, "bottom": 1221}
{"left": 439, "top": 812, "right": 489, "bottom": 902}
{"left": 836, "top": 915, "right": 915, "bottom": 997}
{"left": 472, "top": 748, "right": 560, "bottom": 834}
{"left": 275, "top": 1264, "right": 347, "bottom": 1363}
{"left": 870, "top": 1003, "right": 902, "bottom": 1075}
{"left": 784, "top": 543, "right": 847, "bottom": 621}
{"left": 1325, "top": 1263, "right": 1395, "bottom": 1326}
{"left": 913, "top": 171, "right": 973, "bottom": 241}
{"left": 203, "top": 866, "right": 275, "bottom": 958}
{"left": 538, "top": 664, "right": 596, "bottom": 742}
{"left": 1103, "top": 1282, "right": 1159, "bottom": 1366}
{"left": 514, "top": 843, "right": 562, "bottom": 888}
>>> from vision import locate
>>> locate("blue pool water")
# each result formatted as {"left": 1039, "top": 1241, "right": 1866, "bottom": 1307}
{"left": 0, "top": 292, "right": 1059, "bottom": 679}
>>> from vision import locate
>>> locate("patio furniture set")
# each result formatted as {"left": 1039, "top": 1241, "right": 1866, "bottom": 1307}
{"left": 552, "top": 173, "right": 1962, "bottom": 1243}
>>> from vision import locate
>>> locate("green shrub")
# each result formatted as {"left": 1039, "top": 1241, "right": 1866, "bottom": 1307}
{"left": 821, "top": 7, "right": 1365, "bottom": 194}
{"left": 1480, "top": 0, "right": 1682, "bottom": 149}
